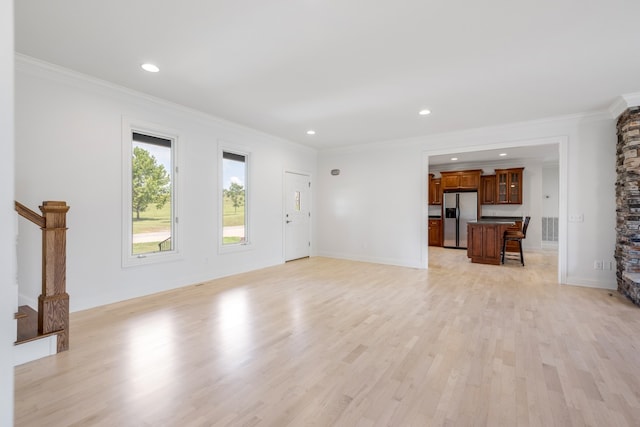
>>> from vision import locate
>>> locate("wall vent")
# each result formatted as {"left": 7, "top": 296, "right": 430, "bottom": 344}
{"left": 541, "top": 217, "right": 558, "bottom": 242}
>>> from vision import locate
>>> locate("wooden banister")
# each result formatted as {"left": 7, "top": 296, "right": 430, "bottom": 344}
{"left": 15, "top": 201, "right": 45, "bottom": 228}
{"left": 14, "top": 200, "right": 70, "bottom": 352}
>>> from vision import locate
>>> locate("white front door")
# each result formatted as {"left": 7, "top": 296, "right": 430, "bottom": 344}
{"left": 284, "top": 172, "right": 311, "bottom": 261}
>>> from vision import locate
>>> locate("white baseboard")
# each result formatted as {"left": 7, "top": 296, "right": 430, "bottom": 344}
{"left": 14, "top": 335, "right": 57, "bottom": 366}
{"left": 315, "top": 251, "right": 423, "bottom": 269}
{"left": 564, "top": 276, "right": 617, "bottom": 290}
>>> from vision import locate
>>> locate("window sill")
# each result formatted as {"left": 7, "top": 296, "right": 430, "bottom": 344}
{"left": 122, "top": 250, "right": 183, "bottom": 268}
{"left": 218, "top": 242, "right": 253, "bottom": 255}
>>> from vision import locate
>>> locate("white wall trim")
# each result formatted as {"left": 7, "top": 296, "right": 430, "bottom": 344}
{"left": 15, "top": 54, "right": 317, "bottom": 156}
{"left": 608, "top": 92, "right": 640, "bottom": 118}
{"left": 316, "top": 251, "right": 423, "bottom": 269}
{"left": 322, "top": 111, "right": 610, "bottom": 155}
{"left": 424, "top": 135, "right": 564, "bottom": 157}
{"left": 565, "top": 277, "right": 617, "bottom": 290}
{"left": 557, "top": 135, "right": 569, "bottom": 285}
{"left": 421, "top": 161, "right": 430, "bottom": 269}
{"left": 608, "top": 96, "right": 630, "bottom": 119}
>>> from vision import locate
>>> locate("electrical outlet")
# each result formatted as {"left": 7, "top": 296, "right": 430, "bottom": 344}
{"left": 604, "top": 261, "right": 613, "bottom": 270}
{"left": 594, "top": 260, "right": 603, "bottom": 270}
{"left": 569, "top": 214, "right": 584, "bottom": 223}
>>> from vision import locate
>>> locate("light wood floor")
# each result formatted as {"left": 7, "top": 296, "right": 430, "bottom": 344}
{"left": 15, "top": 249, "right": 640, "bottom": 426}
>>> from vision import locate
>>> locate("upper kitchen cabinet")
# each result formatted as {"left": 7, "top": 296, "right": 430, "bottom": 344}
{"left": 480, "top": 174, "right": 496, "bottom": 204}
{"left": 440, "top": 170, "right": 482, "bottom": 190}
{"left": 429, "top": 174, "right": 442, "bottom": 205}
{"left": 495, "top": 167, "right": 524, "bottom": 204}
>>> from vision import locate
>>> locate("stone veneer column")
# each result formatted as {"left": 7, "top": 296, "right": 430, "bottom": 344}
{"left": 616, "top": 106, "right": 640, "bottom": 306}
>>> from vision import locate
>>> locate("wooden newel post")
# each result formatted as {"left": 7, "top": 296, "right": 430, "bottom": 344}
{"left": 38, "top": 201, "right": 70, "bottom": 352}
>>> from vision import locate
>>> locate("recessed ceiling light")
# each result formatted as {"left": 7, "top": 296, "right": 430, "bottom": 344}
{"left": 306, "top": 130, "right": 316, "bottom": 135}
{"left": 141, "top": 63, "right": 160, "bottom": 73}
{"left": 451, "top": 157, "right": 458, "bottom": 161}
{"left": 499, "top": 153, "right": 507, "bottom": 157}
{"left": 419, "top": 109, "right": 431, "bottom": 116}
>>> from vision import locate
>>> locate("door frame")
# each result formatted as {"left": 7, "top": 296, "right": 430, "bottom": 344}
{"left": 282, "top": 169, "right": 313, "bottom": 262}
{"left": 422, "top": 135, "right": 568, "bottom": 285}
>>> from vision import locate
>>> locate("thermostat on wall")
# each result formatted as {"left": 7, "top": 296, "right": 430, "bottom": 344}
{"left": 331, "top": 169, "right": 340, "bottom": 176}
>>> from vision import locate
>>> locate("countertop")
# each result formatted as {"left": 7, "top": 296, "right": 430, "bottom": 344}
{"left": 479, "top": 216, "right": 523, "bottom": 221}
{"left": 468, "top": 219, "right": 516, "bottom": 224}
{"left": 430, "top": 215, "right": 521, "bottom": 221}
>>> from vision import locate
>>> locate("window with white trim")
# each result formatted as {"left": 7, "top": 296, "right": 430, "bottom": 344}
{"left": 122, "top": 119, "right": 179, "bottom": 266}
{"left": 221, "top": 149, "right": 249, "bottom": 248}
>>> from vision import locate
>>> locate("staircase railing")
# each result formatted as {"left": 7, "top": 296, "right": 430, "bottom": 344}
{"left": 158, "top": 236, "right": 171, "bottom": 252}
{"left": 14, "top": 200, "right": 70, "bottom": 352}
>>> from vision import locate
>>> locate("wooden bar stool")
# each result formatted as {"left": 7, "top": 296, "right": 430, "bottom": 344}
{"left": 501, "top": 216, "right": 530, "bottom": 266}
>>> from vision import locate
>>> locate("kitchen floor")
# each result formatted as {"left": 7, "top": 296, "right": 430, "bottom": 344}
{"left": 429, "top": 245, "right": 559, "bottom": 281}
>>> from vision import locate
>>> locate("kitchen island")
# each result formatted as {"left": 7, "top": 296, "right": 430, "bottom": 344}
{"left": 467, "top": 219, "right": 516, "bottom": 265}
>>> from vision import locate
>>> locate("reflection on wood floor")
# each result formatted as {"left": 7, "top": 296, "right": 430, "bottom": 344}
{"left": 15, "top": 250, "right": 640, "bottom": 426}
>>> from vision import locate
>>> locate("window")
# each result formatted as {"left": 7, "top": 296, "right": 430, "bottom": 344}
{"left": 122, "top": 119, "right": 179, "bottom": 266}
{"left": 220, "top": 148, "right": 249, "bottom": 248}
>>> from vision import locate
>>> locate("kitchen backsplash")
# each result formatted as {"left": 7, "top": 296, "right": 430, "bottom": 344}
{"left": 428, "top": 205, "right": 442, "bottom": 216}
{"left": 481, "top": 204, "right": 524, "bottom": 217}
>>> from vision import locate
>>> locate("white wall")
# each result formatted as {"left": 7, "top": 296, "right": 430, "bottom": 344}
{"left": 316, "top": 144, "right": 425, "bottom": 267}
{"left": 541, "top": 165, "right": 560, "bottom": 247}
{"left": 542, "top": 166, "right": 560, "bottom": 218}
{"left": 1, "top": 0, "right": 15, "bottom": 422}
{"left": 317, "top": 113, "right": 617, "bottom": 289}
{"left": 15, "top": 57, "right": 317, "bottom": 312}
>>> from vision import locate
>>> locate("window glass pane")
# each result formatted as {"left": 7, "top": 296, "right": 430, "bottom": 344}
{"left": 131, "top": 133, "right": 173, "bottom": 255}
{"left": 294, "top": 191, "right": 301, "bottom": 212}
{"left": 222, "top": 151, "right": 246, "bottom": 245}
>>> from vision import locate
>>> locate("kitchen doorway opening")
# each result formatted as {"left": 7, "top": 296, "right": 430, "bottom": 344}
{"left": 423, "top": 137, "right": 565, "bottom": 284}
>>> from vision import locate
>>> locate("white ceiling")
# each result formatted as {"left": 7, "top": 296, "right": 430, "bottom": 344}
{"left": 429, "top": 144, "right": 559, "bottom": 167}
{"left": 14, "top": 1, "right": 640, "bottom": 150}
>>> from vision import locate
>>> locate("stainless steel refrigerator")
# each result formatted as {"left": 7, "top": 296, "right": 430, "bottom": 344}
{"left": 443, "top": 191, "right": 478, "bottom": 249}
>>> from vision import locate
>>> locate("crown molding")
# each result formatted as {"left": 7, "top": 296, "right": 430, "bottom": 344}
{"left": 321, "top": 109, "right": 609, "bottom": 157}
{"left": 609, "top": 92, "right": 640, "bottom": 118}
{"left": 14, "top": 53, "right": 317, "bottom": 155}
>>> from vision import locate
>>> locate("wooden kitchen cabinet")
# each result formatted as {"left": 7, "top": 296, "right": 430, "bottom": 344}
{"left": 428, "top": 174, "right": 442, "bottom": 205}
{"left": 460, "top": 171, "right": 481, "bottom": 189}
{"left": 441, "top": 173, "right": 461, "bottom": 189}
{"left": 440, "top": 170, "right": 482, "bottom": 190}
{"left": 467, "top": 221, "right": 514, "bottom": 265}
{"left": 428, "top": 219, "right": 442, "bottom": 246}
{"left": 480, "top": 175, "right": 496, "bottom": 204}
{"left": 495, "top": 168, "right": 524, "bottom": 204}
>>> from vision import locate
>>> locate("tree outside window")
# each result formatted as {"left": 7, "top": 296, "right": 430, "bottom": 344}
{"left": 222, "top": 151, "right": 247, "bottom": 245}
{"left": 131, "top": 132, "right": 173, "bottom": 255}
